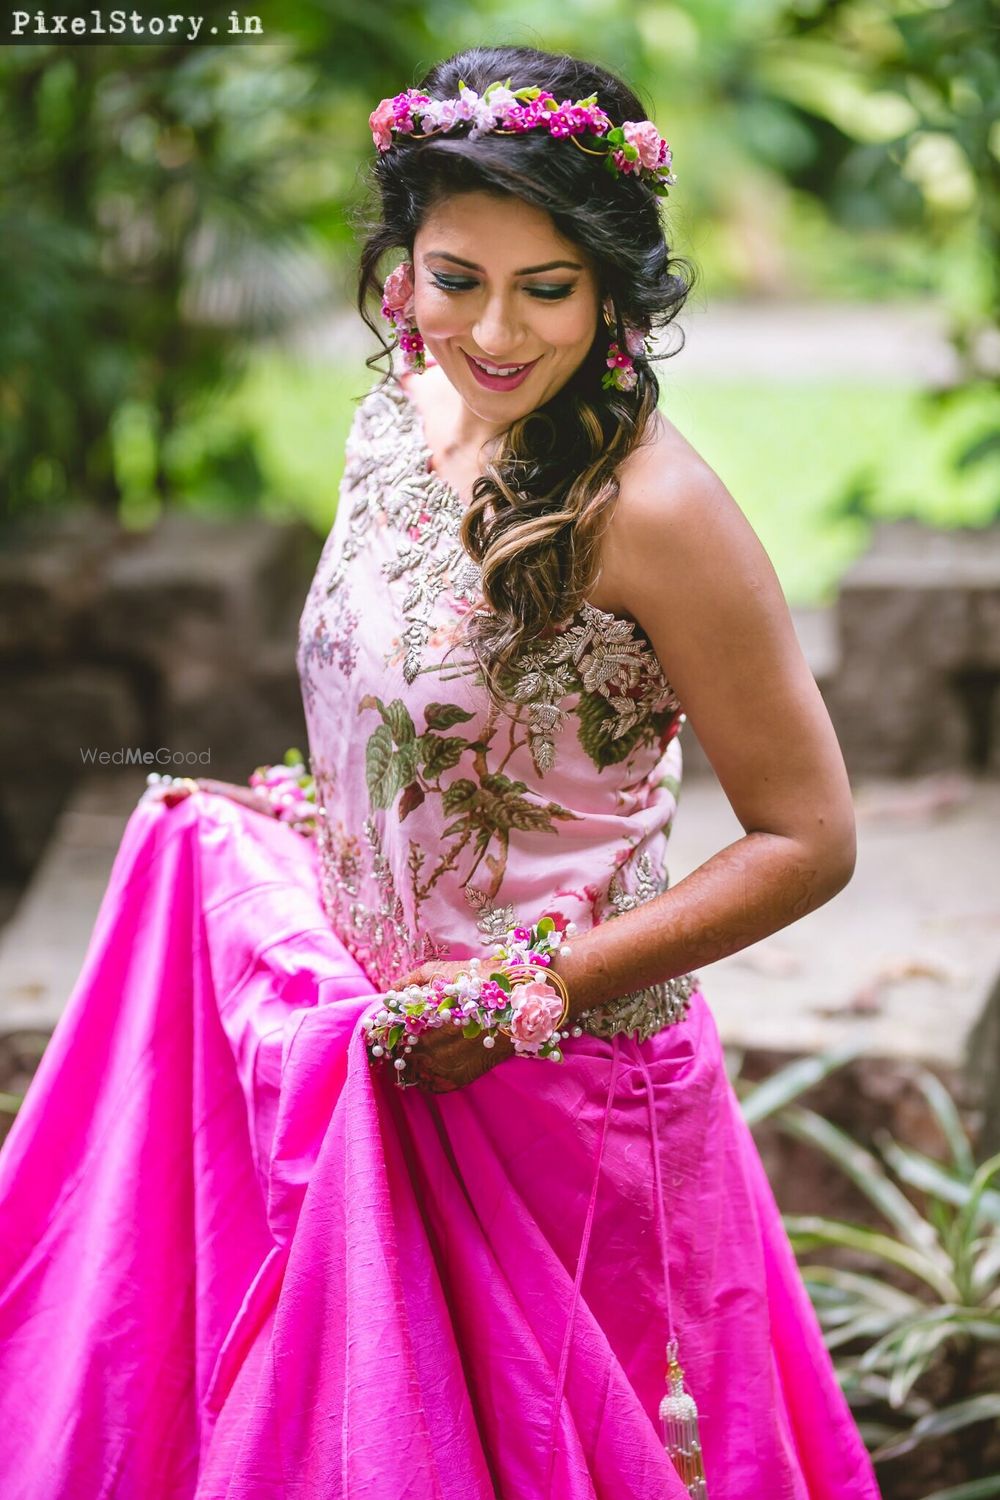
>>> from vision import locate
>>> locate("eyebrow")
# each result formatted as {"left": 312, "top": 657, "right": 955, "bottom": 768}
{"left": 424, "top": 252, "right": 583, "bottom": 275}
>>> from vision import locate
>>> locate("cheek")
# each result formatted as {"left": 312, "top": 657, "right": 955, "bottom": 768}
{"left": 415, "top": 289, "right": 469, "bottom": 333}
{"left": 549, "top": 302, "right": 598, "bottom": 351}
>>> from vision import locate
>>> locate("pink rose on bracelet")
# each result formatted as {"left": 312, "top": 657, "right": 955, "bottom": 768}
{"left": 508, "top": 980, "right": 564, "bottom": 1054}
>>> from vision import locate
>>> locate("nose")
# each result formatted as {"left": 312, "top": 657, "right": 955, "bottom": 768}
{"left": 471, "top": 291, "right": 524, "bottom": 363}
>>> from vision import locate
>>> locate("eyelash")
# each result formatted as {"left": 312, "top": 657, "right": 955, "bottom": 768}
{"left": 430, "top": 274, "right": 575, "bottom": 302}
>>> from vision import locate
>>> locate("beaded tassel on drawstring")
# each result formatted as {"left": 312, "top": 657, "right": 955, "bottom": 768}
{"left": 659, "top": 1337, "right": 708, "bottom": 1498}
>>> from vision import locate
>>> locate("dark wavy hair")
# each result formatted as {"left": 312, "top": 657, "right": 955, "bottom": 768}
{"left": 355, "top": 44, "right": 696, "bottom": 704}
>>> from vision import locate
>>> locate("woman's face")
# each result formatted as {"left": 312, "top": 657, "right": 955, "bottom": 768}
{"left": 411, "top": 191, "right": 602, "bottom": 425}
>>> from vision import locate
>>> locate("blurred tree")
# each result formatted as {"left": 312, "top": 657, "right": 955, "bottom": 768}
{"left": 757, "top": 0, "right": 998, "bottom": 363}
{"left": 2, "top": 2, "right": 995, "bottom": 520}
{"left": 754, "top": 0, "right": 1000, "bottom": 507}
{"left": 1, "top": 44, "right": 325, "bottom": 516}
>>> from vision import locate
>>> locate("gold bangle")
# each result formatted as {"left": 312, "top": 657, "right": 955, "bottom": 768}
{"left": 494, "top": 961, "right": 571, "bottom": 1038}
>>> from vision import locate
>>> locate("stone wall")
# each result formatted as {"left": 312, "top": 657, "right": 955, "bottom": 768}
{"left": 0, "top": 508, "right": 322, "bottom": 881}
{"left": 826, "top": 518, "right": 1000, "bottom": 777}
{"left": 680, "top": 517, "right": 1000, "bottom": 781}
{"left": 3, "top": 509, "right": 998, "bottom": 885}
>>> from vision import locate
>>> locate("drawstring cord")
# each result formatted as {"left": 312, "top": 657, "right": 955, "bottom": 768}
{"left": 545, "top": 1033, "right": 621, "bottom": 1495}
{"left": 635, "top": 1043, "right": 676, "bottom": 1343}
{"left": 545, "top": 1035, "right": 709, "bottom": 1498}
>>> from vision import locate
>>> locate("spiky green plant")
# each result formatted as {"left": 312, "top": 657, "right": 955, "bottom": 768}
{"left": 735, "top": 1043, "right": 1000, "bottom": 1494}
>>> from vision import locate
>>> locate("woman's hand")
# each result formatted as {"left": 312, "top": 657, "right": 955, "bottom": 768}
{"left": 148, "top": 776, "right": 274, "bottom": 817}
{"left": 389, "top": 959, "right": 517, "bottom": 1094}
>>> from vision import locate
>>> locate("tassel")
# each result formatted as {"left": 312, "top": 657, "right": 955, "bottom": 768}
{"left": 658, "top": 1339, "right": 708, "bottom": 1498}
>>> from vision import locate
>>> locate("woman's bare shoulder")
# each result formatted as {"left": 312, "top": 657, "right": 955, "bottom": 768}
{"left": 626, "top": 407, "right": 735, "bottom": 524}
{"left": 591, "top": 406, "right": 742, "bottom": 615}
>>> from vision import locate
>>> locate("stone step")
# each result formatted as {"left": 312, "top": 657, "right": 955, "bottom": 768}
{"left": 668, "top": 767, "right": 1000, "bottom": 1068}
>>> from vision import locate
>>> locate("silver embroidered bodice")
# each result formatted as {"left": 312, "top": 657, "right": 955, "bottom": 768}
{"left": 296, "top": 373, "right": 698, "bottom": 1042}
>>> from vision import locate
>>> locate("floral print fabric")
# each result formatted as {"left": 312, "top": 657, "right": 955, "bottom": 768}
{"left": 296, "top": 375, "right": 686, "bottom": 991}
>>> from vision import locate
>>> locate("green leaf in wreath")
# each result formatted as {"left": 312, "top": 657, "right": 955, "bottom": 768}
{"left": 387, "top": 1023, "right": 404, "bottom": 1049}
{"left": 463, "top": 1019, "right": 483, "bottom": 1039}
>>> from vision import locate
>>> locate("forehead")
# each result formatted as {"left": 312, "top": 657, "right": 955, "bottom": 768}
{"left": 415, "top": 191, "right": 591, "bottom": 272}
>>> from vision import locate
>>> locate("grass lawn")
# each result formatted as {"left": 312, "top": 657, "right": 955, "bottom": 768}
{"left": 181, "top": 352, "right": 999, "bottom": 608}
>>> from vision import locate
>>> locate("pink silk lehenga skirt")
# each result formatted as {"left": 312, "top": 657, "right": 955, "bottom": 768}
{"left": 0, "top": 791, "right": 880, "bottom": 1499}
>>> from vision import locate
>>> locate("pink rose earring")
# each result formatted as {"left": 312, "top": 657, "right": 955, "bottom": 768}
{"left": 381, "top": 260, "right": 427, "bottom": 374}
{"left": 601, "top": 301, "right": 650, "bottom": 392}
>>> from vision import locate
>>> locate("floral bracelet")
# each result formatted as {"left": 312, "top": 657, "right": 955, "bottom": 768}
{"left": 364, "top": 915, "right": 582, "bottom": 1083}
{"left": 248, "top": 747, "right": 318, "bottom": 836}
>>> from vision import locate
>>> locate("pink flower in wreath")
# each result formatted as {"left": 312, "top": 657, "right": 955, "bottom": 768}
{"left": 508, "top": 980, "right": 563, "bottom": 1052}
{"left": 622, "top": 119, "right": 666, "bottom": 171}
{"left": 382, "top": 261, "right": 415, "bottom": 321}
{"left": 369, "top": 97, "right": 396, "bottom": 151}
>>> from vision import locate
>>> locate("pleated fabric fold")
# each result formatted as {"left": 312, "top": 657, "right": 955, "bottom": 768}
{"left": 0, "top": 792, "right": 880, "bottom": 1500}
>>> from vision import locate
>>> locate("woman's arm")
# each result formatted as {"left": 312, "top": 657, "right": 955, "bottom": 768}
{"left": 554, "top": 433, "right": 857, "bottom": 1023}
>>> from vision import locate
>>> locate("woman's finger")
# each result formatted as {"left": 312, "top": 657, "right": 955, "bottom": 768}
{"left": 195, "top": 779, "right": 273, "bottom": 814}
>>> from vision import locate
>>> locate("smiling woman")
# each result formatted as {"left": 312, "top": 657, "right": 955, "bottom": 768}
{"left": 0, "top": 39, "right": 878, "bottom": 1500}
{"left": 416, "top": 209, "right": 598, "bottom": 401}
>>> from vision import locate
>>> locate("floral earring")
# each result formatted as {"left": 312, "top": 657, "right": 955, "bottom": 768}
{"left": 381, "top": 260, "right": 427, "bottom": 373}
{"left": 601, "top": 300, "right": 649, "bottom": 392}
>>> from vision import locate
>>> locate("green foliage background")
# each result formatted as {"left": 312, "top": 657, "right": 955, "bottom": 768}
{"left": 2, "top": 0, "right": 998, "bottom": 599}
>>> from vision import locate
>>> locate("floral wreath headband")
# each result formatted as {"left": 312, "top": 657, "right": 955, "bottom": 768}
{"left": 368, "top": 76, "right": 676, "bottom": 196}
{"left": 369, "top": 78, "right": 674, "bottom": 391}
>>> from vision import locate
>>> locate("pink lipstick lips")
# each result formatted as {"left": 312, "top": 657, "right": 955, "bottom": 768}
{"left": 463, "top": 350, "right": 539, "bottom": 391}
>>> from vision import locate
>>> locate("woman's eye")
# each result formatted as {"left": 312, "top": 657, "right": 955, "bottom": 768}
{"left": 429, "top": 274, "right": 574, "bottom": 302}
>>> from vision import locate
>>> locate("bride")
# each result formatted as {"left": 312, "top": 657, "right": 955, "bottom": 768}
{"left": 0, "top": 42, "right": 880, "bottom": 1500}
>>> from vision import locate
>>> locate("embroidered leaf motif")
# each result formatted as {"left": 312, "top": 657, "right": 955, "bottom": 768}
{"left": 576, "top": 687, "right": 647, "bottom": 768}
{"left": 395, "top": 741, "right": 419, "bottom": 786}
{"left": 441, "top": 778, "right": 479, "bottom": 815}
{"left": 421, "top": 735, "right": 466, "bottom": 778}
{"left": 533, "top": 738, "right": 556, "bottom": 774}
{"left": 382, "top": 698, "right": 416, "bottom": 745}
{"left": 366, "top": 723, "right": 403, "bottom": 808}
{"left": 506, "top": 798, "right": 578, "bottom": 833}
{"left": 511, "top": 672, "right": 544, "bottom": 701}
{"left": 398, "top": 782, "right": 426, "bottom": 821}
{"left": 424, "top": 702, "right": 475, "bottom": 731}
